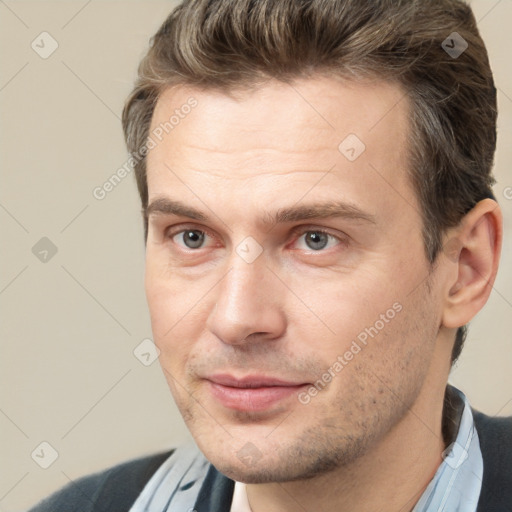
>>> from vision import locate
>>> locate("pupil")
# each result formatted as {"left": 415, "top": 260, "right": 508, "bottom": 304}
{"left": 184, "top": 230, "right": 204, "bottom": 249}
{"left": 306, "top": 232, "right": 328, "bottom": 250}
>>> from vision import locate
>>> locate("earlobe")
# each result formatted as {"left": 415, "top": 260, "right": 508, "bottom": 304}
{"left": 442, "top": 199, "right": 503, "bottom": 329}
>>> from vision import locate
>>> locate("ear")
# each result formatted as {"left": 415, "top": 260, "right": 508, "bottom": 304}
{"left": 441, "top": 199, "right": 503, "bottom": 329}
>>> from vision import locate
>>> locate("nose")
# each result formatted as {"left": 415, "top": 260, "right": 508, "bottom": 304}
{"left": 206, "top": 256, "right": 287, "bottom": 346}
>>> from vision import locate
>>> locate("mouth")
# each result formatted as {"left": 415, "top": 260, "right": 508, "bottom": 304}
{"left": 205, "top": 374, "right": 309, "bottom": 412}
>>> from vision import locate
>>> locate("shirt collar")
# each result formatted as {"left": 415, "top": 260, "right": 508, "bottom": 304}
{"left": 412, "top": 385, "right": 483, "bottom": 512}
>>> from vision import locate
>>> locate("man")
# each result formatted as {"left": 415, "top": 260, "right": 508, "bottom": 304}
{"left": 29, "top": 0, "right": 511, "bottom": 511}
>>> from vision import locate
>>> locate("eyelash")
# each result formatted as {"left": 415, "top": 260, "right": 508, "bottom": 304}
{"left": 166, "top": 224, "right": 347, "bottom": 252}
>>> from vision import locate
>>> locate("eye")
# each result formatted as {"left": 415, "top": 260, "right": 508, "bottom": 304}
{"left": 172, "top": 229, "right": 208, "bottom": 249}
{"left": 294, "top": 230, "right": 340, "bottom": 251}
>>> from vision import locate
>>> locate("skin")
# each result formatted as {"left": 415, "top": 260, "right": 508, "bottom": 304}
{"left": 144, "top": 77, "right": 502, "bottom": 512}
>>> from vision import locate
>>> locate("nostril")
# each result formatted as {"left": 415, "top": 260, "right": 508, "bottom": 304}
{"left": 236, "top": 332, "right": 275, "bottom": 344}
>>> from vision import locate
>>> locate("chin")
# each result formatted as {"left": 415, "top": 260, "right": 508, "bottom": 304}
{"left": 205, "top": 443, "right": 345, "bottom": 484}
{"left": 212, "top": 459, "right": 288, "bottom": 484}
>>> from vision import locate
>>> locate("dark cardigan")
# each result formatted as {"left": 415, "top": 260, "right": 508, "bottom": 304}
{"left": 28, "top": 410, "right": 512, "bottom": 512}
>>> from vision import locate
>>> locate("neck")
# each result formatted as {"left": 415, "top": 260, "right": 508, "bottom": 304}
{"left": 246, "top": 383, "right": 447, "bottom": 512}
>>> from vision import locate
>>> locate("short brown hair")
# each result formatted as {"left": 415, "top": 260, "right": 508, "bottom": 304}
{"left": 122, "top": 0, "right": 497, "bottom": 364}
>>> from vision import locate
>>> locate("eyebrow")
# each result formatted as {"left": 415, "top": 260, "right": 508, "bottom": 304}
{"left": 146, "top": 197, "right": 208, "bottom": 221}
{"left": 145, "top": 197, "right": 376, "bottom": 226}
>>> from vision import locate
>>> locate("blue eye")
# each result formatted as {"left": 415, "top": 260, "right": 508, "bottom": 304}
{"left": 304, "top": 232, "right": 328, "bottom": 250}
{"left": 174, "top": 230, "right": 206, "bottom": 249}
{"left": 296, "top": 231, "right": 339, "bottom": 251}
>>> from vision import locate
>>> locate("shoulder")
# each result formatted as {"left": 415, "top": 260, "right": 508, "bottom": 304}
{"left": 473, "top": 409, "right": 512, "bottom": 512}
{"left": 28, "top": 450, "right": 173, "bottom": 512}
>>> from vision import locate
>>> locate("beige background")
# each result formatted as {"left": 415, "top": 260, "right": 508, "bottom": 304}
{"left": 0, "top": 1, "right": 511, "bottom": 510}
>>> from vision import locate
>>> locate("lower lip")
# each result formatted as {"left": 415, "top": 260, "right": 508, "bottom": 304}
{"left": 208, "top": 381, "right": 306, "bottom": 412}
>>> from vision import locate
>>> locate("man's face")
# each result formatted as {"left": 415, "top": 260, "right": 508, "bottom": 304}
{"left": 145, "top": 77, "right": 447, "bottom": 482}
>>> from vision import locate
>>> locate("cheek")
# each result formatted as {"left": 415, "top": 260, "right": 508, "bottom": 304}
{"left": 285, "top": 267, "right": 426, "bottom": 389}
{"left": 145, "top": 260, "right": 209, "bottom": 370}
{"left": 286, "top": 271, "right": 395, "bottom": 344}
{"left": 146, "top": 249, "right": 197, "bottom": 326}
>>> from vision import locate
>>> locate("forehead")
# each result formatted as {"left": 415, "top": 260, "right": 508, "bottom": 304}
{"left": 150, "top": 76, "right": 409, "bottom": 154}
{"left": 146, "top": 77, "right": 413, "bottom": 219}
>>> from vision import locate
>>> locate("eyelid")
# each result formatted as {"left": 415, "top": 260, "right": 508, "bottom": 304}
{"left": 165, "top": 222, "right": 211, "bottom": 237}
{"left": 289, "top": 225, "right": 348, "bottom": 243}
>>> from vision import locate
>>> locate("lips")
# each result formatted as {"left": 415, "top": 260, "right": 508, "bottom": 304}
{"left": 205, "top": 374, "right": 308, "bottom": 412}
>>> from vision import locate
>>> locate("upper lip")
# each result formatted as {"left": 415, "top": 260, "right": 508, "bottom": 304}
{"left": 206, "top": 374, "right": 307, "bottom": 388}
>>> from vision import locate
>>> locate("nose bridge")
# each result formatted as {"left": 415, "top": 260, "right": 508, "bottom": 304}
{"left": 207, "top": 251, "right": 286, "bottom": 345}
{"left": 218, "top": 254, "right": 269, "bottom": 319}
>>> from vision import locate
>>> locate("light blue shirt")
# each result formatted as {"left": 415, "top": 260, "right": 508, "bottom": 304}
{"left": 130, "top": 387, "right": 483, "bottom": 511}
{"left": 413, "top": 388, "right": 483, "bottom": 512}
